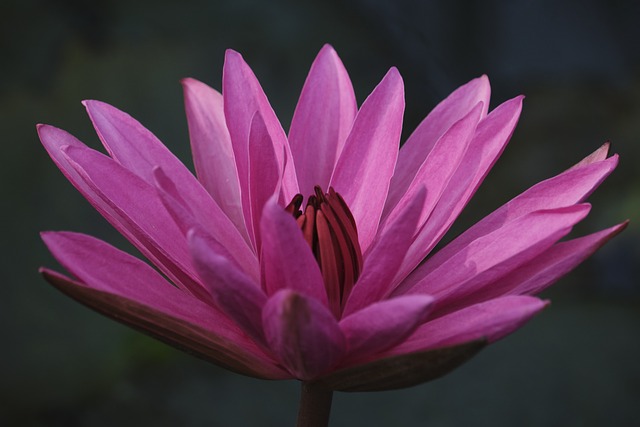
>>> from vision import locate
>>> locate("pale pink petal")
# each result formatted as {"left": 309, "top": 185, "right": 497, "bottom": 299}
{"left": 388, "top": 75, "right": 491, "bottom": 206}
{"left": 223, "top": 50, "right": 299, "bottom": 202}
{"left": 247, "top": 111, "right": 282, "bottom": 251}
{"left": 568, "top": 142, "right": 610, "bottom": 171}
{"left": 188, "top": 228, "right": 267, "bottom": 344}
{"left": 260, "top": 199, "right": 328, "bottom": 305}
{"left": 40, "top": 231, "right": 287, "bottom": 379}
{"left": 404, "top": 150, "right": 618, "bottom": 286}
{"left": 330, "top": 68, "right": 404, "bottom": 251}
{"left": 262, "top": 289, "right": 346, "bottom": 380}
{"left": 386, "top": 296, "right": 547, "bottom": 356}
{"left": 181, "top": 78, "right": 246, "bottom": 233}
{"left": 382, "top": 102, "right": 483, "bottom": 227}
{"left": 340, "top": 295, "right": 434, "bottom": 361}
{"left": 62, "top": 144, "right": 203, "bottom": 295}
{"left": 153, "top": 167, "right": 259, "bottom": 281}
{"left": 289, "top": 44, "right": 357, "bottom": 196}
{"left": 343, "top": 188, "right": 426, "bottom": 316}
{"left": 396, "top": 96, "right": 524, "bottom": 280}
{"left": 398, "top": 204, "right": 591, "bottom": 299}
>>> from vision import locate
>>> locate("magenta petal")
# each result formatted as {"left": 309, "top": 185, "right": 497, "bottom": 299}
{"left": 262, "top": 289, "right": 346, "bottom": 380}
{"left": 399, "top": 204, "right": 591, "bottom": 299}
{"left": 289, "top": 44, "right": 357, "bottom": 196}
{"left": 40, "top": 232, "right": 286, "bottom": 379}
{"left": 259, "top": 199, "right": 328, "bottom": 305}
{"left": 389, "top": 75, "right": 491, "bottom": 207}
{"left": 343, "top": 188, "right": 426, "bottom": 316}
{"left": 387, "top": 296, "right": 547, "bottom": 355}
{"left": 330, "top": 68, "right": 405, "bottom": 251}
{"left": 223, "top": 50, "right": 299, "bottom": 202}
{"left": 188, "top": 228, "right": 267, "bottom": 344}
{"left": 181, "top": 78, "right": 246, "bottom": 233}
{"left": 340, "top": 295, "right": 434, "bottom": 362}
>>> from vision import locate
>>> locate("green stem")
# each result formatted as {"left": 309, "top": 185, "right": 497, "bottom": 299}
{"left": 296, "top": 382, "right": 334, "bottom": 427}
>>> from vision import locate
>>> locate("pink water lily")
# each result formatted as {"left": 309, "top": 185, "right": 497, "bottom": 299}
{"left": 39, "top": 44, "right": 625, "bottom": 398}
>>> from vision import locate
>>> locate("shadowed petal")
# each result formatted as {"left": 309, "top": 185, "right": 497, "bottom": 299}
{"left": 40, "top": 231, "right": 287, "bottom": 379}
{"left": 388, "top": 75, "right": 491, "bottom": 206}
{"left": 340, "top": 295, "right": 434, "bottom": 361}
{"left": 188, "top": 228, "right": 267, "bottom": 344}
{"left": 262, "top": 290, "right": 346, "bottom": 380}
{"left": 289, "top": 44, "right": 357, "bottom": 196}
{"left": 330, "top": 68, "right": 405, "bottom": 251}
{"left": 260, "top": 199, "right": 328, "bottom": 305}
{"left": 181, "top": 78, "right": 246, "bottom": 234}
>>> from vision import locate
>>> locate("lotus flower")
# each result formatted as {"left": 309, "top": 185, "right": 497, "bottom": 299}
{"left": 39, "top": 45, "right": 625, "bottom": 399}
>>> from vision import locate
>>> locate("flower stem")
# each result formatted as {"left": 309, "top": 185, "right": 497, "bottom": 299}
{"left": 296, "top": 382, "right": 334, "bottom": 427}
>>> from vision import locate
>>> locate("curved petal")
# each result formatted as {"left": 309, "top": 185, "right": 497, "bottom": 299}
{"left": 404, "top": 149, "right": 618, "bottom": 286}
{"left": 188, "top": 228, "right": 267, "bottom": 344}
{"left": 40, "top": 231, "right": 286, "bottom": 379}
{"left": 396, "top": 96, "right": 524, "bottom": 280}
{"left": 386, "top": 296, "right": 547, "bottom": 355}
{"left": 388, "top": 75, "right": 491, "bottom": 206}
{"left": 397, "top": 204, "right": 591, "bottom": 299}
{"left": 223, "top": 50, "right": 298, "bottom": 202}
{"left": 260, "top": 199, "right": 328, "bottom": 305}
{"left": 289, "top": 44, "right": 357, "bottom": 196}
{"left": 262, "top": 289, "right": 346, "bottom": 380}
{"left": 343, "top": 188, "right": 426, "bottom": 316}
{"left": 330, "top": 68, "right": 405, "bottom": 251}
{"left": 339, "top": 295, "right": 434, "bottom": 361}
{"left": 181, "top": 78, "right": 245, "bottom": 234}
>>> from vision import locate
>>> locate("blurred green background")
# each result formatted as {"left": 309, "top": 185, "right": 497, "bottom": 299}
{"left": 2, "top": 0, "right": 639, "bottom": 425}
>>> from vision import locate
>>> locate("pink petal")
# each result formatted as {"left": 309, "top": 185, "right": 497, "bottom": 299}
{"left": 188, "top": 228, "right": 267, "bottom": 344}
{"left": 388, "top": 75, "right": 491, "bottom": 207}
{"left": 40, "top": 231, "right": 287, "bottom": 379}
{"left": 181, "top": 78, "right": 246, "bottom": 234}
{"left": 343, "top": 188, "right": 426, "bottom": 316}
{"left": 396, "top": 96, "right": 524, "bottom": 280}
{"left": 398, "top": 204, "right": 591, "bottom": 299}
{"left": 404, "top": 148, "right": 618, "bottom": 286}
{"left": 259, "top": 199, "right": 328, "bottom": 305}
{"left": 153, "top": 167, "right": 259, "bottom": 280}
{"left": 247, "top": 111, "right": 282, "bottom": 250}
{"left": 262, "top": 289, "right": 346, "bottom": 380}
{"left": 289, "top": 44, "right": 357, "bottom": 196}
{"left": 62, "top": 144, "right": 203, "bottom": 295}
{"left": 339, "top": 295, "right": 434, "bottom": 361}
{"left": 568, "top": 142, "right": 610, "bottom": 171}
{"left": 223, "top": 50, "right": 298, "bottom": 202}
{"left": 330, "top": 68, "right": 405, "bottom": 251}
{"left": 382, "top": 102, "right": 483, "bottom": 227}
{"left": 386, "top": 296, "right": 547, "bottom": 355}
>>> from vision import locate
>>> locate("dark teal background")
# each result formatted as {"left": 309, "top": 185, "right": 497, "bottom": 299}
{"left": 2, "top": 0, "right": 639, "bottom": 425}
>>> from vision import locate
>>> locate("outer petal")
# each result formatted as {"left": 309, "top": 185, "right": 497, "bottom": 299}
{"left": 330, "top": 68, "right": 405, "bottom": 251}
{"left": 223, "top": 50, "right": 298, "bottom": 202}
{"left": 386, "top": 296, "right": 547, "bottom": 355}
{"left": 188, "top": 228, "right": 267, "bottom": 344}
{"left": 396, "top": 96, "right": 523, "bottom": 280}
{"left": 397, "top": 204, "right": 591, "bottom": 298}
{"left": 289, "top": 44, "right": 357, "bottom": 196}
{"left": 403, "top": 149, "right": 618, "bottom": 287}
{"left": 262, "top": 290, "right": 346, "bottom": 380}
{"left": 181, "top": 78, "right": 246, "bottom": 234}
{"left": 388, "top": 75, "right": 491, "bottom": 206}
{"left": 260, "top": 199, "right": 328, "bottom": 305}
{"left": 343, "top": 188, "right": 426, "bottom": 316}
{"left": 339, "top": 295, "right": 434, "bottom": 361}
{"left": 40, "top": 231, "right": 287, "bottom": 379}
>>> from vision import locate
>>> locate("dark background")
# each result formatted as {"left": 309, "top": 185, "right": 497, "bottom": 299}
{"left": 2, "top": 0, "right": 639, "bottom": 426}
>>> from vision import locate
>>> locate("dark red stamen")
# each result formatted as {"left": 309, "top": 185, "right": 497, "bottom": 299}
{"left": 288, "top": 186, "right": 362, "bottom": 318}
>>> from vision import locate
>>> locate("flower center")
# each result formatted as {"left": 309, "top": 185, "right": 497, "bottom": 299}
{"left": 286, "top": 186, "right": 363, "bottom": 318}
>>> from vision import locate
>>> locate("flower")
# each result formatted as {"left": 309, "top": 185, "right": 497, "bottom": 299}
{"left": 39, "top": 45, "right": 625, "bottom": 391}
